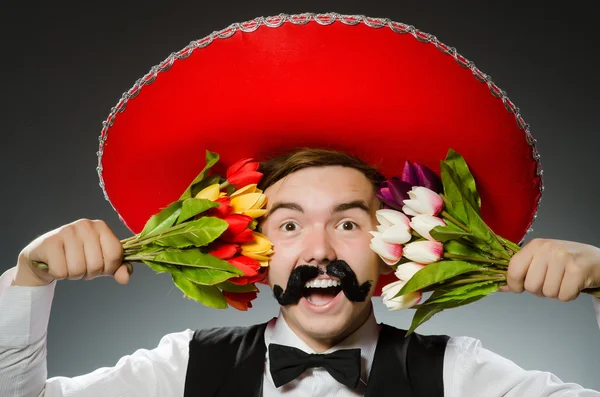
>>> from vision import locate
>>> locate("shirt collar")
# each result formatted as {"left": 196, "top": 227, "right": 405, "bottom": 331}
{"left": 264, "top": 304, "right": 380, "bottom": 384}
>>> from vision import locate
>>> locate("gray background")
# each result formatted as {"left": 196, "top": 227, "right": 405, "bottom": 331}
{"left": 2, "top": 0, "right": 600, "bottom": 391}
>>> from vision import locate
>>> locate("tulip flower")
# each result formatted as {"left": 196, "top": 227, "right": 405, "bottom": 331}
{"left": 376, "top": 177, "right": 412, "bottom": 211}
{"left": 403, "top": 240, "right": 443, "bottom": 264}
{"left": 194, "top": 183, "right": 222, "bottom": 201}
{"left": 240, "top": 232, "right": 273, "bottom": 267}
{"left": 207, "top": 242, "right": 240, "bottom": 260}
{"left": 220, "top": 214, "right": 255, "bottom": 243}
{"left": 402, "top": 186, "right": 443, "bottom": 216}
{"left": 394, "top": 262, "right": 425, "bottom": 281}
{"left": 376, "top": 161, "right": 442, "bottom": 210}
{"left": 227, "top": 255, "right": 267, "bottom": 285}
{"left": 381, "top": 279, "right": 422, "bottom": 311}
{"left": 409, "top": 214, "right": 446, "bottom": 241}
{"left": 375, "top": 209, "right": 412, "bottom": 245}
{"left": 230, "top": 184, "right": 267, "bottom": 219}
{"left": 369, "top": 231, "right": 403, "bottom": 266}
{"left": 223, "top": 290, "right": 258, "bottom": 311}
{"left": 400, "top": 160, "right": 442, "bottom": 193}
{"left": 226, "top": 158, "right": 263, "bottom": 189}
{"left": 205, "top": 197, "right": 233, "bottom": 219}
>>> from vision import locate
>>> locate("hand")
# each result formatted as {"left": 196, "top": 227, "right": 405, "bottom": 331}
{"left": 501, "top": 238, "right": 600, "bottom": 301}
{"left": 13, "top": 219, "right": 131, "bottom": 287}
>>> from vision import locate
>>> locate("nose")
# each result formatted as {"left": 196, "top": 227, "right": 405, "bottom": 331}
{"left": 301, "top": 226, "right": 337, "bottom": 267}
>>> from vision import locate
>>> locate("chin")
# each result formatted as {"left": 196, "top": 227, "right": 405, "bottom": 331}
{"left": 284, "top": 295, "right": 372, "bottom": 345}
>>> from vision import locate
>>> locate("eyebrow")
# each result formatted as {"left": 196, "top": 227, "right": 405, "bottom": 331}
{"left": 265, "top": 200, "right": 370, "bottom": 219}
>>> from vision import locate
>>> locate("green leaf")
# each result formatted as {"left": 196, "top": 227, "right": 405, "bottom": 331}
{"left": 464, "top": 202, "right": 507, "bottom": 256}
{"left": 139, "top": 201, "right": 183, "bottom": 238}
{"left": 153, "top": 248, "right": 244, "bottom": 275}
{"left": 142, "top": 260, "right": 174, "bottom": 274}
{"left": 430, "top": 225, "right": 472, "bottom": 242}
{"left": 444, "top": 148, "right": 481, "bottom": 210}
{"left": 150, "top": 217, "right": 228, "bottom": 249}
{"left": 440, "top": 162, "right": 468, "bottom": 224}
{"left": 179, "top": 151, "right": 220, "bottom": 201}
{"left": 217, "top": 281, "right": 259, "bottom": 293}
{"left": 396, "top": 260, "right": 480, "bottom": 297}
{"left": 406, "top": 294, "right": 486, "bottom": 335}
{"left": 421, "top": 281, "right": 499, "bottom": 304}
{"left": 172, "top": 273, "right": 228, "bottom": 309}
{"left": 176, "top": 198, "right": 220, "bottom": 225}
{"left": 406, "top": 305, "right": 443, "bottom": 336}
{"left": 180, "top": 267, "right": 237, "bottom": 285}
{"left": 444, "top": 240, "right": 491, "bottom": 260}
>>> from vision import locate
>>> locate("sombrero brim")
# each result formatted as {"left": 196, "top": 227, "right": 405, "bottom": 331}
{"left": 98, "top": 13, "right": 543, "bottom": 296}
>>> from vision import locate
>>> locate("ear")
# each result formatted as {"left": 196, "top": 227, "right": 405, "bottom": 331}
{"left": 378, "top": 257, "right": 394, "bottom": 275}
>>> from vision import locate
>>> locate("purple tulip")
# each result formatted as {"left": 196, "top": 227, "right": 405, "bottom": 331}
{"left": 377, "top": 161, "right": 442, "bottom": 211}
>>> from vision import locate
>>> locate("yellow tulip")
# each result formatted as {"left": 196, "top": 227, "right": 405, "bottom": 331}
{"left": 194, "top": 184, "right": 221, "bottom": 201}
{"left": 241, "top": 232, "right": 273, "bottom": 266}
{"left": 230, "top": 186, "right": 268, "bottom": 218}
{"left": 231, "top": 184, "right": 263, "bottom": 197}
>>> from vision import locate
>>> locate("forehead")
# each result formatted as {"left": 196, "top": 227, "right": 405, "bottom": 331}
{"left": 264, "top": 166, "right": 375, "bottom": 201}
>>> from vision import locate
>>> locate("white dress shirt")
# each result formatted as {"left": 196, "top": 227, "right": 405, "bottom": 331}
{"left": 1, "top": 266, "right": 600, "bottom": 397}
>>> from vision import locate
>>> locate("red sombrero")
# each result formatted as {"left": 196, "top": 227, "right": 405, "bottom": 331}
{"left": 97, "top": 13, "right": 543, "bottom": 296}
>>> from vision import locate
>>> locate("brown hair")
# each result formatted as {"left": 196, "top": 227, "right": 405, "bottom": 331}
{"left": 258, "top": 148, "right": 385, "bottom": 191}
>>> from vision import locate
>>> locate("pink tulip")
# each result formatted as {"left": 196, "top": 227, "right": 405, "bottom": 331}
{"left": 410, "top": 214, "right": 446, "bottom": 241}
{"left": 381, "top": 279, "right": 422, "bottom": 310}
{"left": 402, "top": 186, "right": 443, "bottom": 216}
{"left": 403, "top": 240, "right": 443, "bottom": 264}
{"left": 369, "top": 231, "right": 403, "bottom": 266}
{"left": 394, "top": 262, "right": 426, "bottom": 281}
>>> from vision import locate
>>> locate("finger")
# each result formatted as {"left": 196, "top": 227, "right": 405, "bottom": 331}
{"left": 498, "top": 284, "right": 510, "bottom": 292}
{"left": 542, "top": 254, "right": 566, "bottom": 299}
{"left": 80, "top": 223, "right": 105, "bottom": 280}
{"left": 94, "top": 220, "right": 123, "bottom": 276}
{"left": 507, "top": 243, "right": 536, "bottom": 293}
{"left": 113, "top": 263, "right": 131, "bottom": 285}
{"left": 558, "top": 266, "right": 584, "bottom": 302}
{"left": 38, "top": 238, "right": 69, "bottom": 281}
{"left": 64, "top": 234, "right": 87, "bottom": 280}
{"left": 523, "top": 255, "right": 548, "bottom": 297}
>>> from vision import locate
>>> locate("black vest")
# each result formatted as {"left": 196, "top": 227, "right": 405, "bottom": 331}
{"left": 184, "top": 321, "right": 449, "bottom": 397}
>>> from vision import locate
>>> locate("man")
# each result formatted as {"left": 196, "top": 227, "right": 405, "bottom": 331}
{"left": 1, "top": 12, "right": 600, "bottom": 397}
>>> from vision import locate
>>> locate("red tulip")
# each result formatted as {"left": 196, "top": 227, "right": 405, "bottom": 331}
{"left": 223, "top": 291, "right": 258, "bottom": 311}
{"left": 207, "top": 242, "right": 240, "bottom": 260}
{"left": 226, "top": 158, "right": 263, "bottom": 189}
{"left": 206, "top": 197, "right": 233, "bottom": 219}
{"left": 220, "top": 214, "right": 255, "bottom": 243}
{"left": 226, "top": 255, "right": 267, "bottom": 285}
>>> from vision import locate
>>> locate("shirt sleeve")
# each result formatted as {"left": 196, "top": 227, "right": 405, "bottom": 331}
{"left": 0, "top": 266, "right": 194, "bottom": 397}
{"left": 443, "top": 334, "right": 600, "bottom": 397}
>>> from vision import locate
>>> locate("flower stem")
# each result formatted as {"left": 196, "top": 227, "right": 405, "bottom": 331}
{"left": 443, "top": 252, "right": 509, "bottom": 266}
{"left": 441, "top": 210, "right": 469, "bottom": 233}
{"left": 219, "top": 180, "right": 230, "bottom": 189}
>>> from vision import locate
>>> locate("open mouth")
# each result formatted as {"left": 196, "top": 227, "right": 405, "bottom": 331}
{"left": 303, "top": 278, "right": 343, "bottom": 306}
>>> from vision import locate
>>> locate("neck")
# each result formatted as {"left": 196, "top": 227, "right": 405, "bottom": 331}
{"left": 280, "top": 303, "right": 373, "bottom": 352}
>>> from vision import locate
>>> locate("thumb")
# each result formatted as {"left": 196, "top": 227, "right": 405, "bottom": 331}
{"left": 114, "top": 262, "right": 132, "bottom": 285}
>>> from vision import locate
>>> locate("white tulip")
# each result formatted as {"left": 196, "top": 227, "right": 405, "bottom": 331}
{"left": 410, "top": 214, "right": 446, "bottom": 241}
{"left": 381, "top": 280, "right": 421, "bottom": 310}
{"left": 402, "top": 186, "right": 443, "bottom": 216}
{"left": 403, "top": 240, "right": 444, "bottom": 264}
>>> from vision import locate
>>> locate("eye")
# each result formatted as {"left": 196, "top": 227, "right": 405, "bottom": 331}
{"left": 280, "top": 221, "right": 300, "bottom": 232}
{"left": 336, "top": 220, "right": 359, "bottom": 231}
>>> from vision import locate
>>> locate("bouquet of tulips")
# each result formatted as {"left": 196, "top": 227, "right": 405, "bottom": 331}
{"left": 37, "top": 151, "right": 273, "bottom": 311}
{"left": 371, "top": 149, "right": 600, "bottom": 335}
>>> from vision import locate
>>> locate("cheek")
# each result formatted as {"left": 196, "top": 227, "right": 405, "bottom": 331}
{"left": 266, "top": 239, "right": 301, "bottom": 287}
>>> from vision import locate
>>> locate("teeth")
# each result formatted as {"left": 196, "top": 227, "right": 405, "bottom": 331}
{"left": 304, "top": 279, "right": 341, "bottom": 288}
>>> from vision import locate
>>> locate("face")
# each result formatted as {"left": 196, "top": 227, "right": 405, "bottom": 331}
{"left": 260, "top": 166, "right": 388, "bottom": 350}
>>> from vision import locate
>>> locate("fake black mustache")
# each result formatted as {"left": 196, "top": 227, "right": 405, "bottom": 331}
{"left": 273, "top": 260, "right": 372, "bottom": 306}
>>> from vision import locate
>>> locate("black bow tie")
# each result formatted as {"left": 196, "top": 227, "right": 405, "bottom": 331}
{"left": 268, "top": 343, "right": 362, "bottom": 389}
